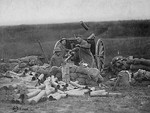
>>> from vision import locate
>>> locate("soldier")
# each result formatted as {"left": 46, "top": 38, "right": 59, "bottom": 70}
{"left": 53, "top": 38, "right": 69, "bottom": 58}
{"left": 73, "top": 36, "right": 95, "bottom": 67}
{"left": 50, "top": 47, "right": 64, "bottom": 67}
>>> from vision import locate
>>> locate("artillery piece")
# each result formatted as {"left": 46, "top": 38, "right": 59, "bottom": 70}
{"left": 53, "top": 22, "right": 105, "bottom": 73}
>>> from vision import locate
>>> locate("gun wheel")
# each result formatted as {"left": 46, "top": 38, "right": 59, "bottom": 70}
{"left": 95, "top": 38, "right": 105, "bottom": 72}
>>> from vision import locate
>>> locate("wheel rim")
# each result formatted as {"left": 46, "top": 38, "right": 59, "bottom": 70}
{"left": 53, "top": 40, "right": 61, "bottom": 54}
{"left": 96, "top": 38, "right": 105, "bottom": 72}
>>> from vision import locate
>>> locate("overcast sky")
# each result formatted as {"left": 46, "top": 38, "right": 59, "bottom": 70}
{"left": 0, "top": 0, "right": 150, "bottom": 26}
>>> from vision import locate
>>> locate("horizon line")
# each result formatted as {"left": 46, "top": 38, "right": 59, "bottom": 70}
{"left": 0, "top": 19, "right": 150, "bottom": 27}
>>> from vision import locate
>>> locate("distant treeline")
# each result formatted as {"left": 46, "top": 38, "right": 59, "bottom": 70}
{"left": 0, "top": 20, "right": 150, "bottom": 43}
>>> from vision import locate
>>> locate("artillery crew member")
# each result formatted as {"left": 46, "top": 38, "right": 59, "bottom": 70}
{"left": 50, "top": 47, "right": 64, "bottom": 67}
{"left": 53, "top": 38, "right": 69, "bottom": 58}
{"left": 73, "top": 36, "right": 95, "bottom": 68}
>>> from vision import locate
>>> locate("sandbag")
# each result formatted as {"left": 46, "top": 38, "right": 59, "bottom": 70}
{"left": 87, "top": 68, "right": 104, "bottom": 83}
{"left": 12, "top": 65, "right": 20, "bottom": 73}
{"left": 19, "top": 56, "right": 43, "bottom": 65}
{"left": 37, "top": 68, "right": 50, "bottom": 75}
{"left": 70, "top": 73, "right": 78, "bottom": 81}
{"left": 49, "top": 66, "right": 61, "bottom": 77}
{"left": 19, "top": 62, "right": 28, "bottom": 68}
{"left": 85, "top": 78, "right": 98, "bottom": 86}
{"left": 31, "top": 65, "right": 51, "bottom": 75}
{"left": 76, "top": 77, "right": 86, "bottom": 85}
{"left": 145, "top": 71, "right": 150, "bottom": 79}
{"left": 130, "top": 64, "right": 150, "bottom": 71}
{"left": 118, "top": 71, "right": 131, "bottom": 86}
{"left": 134, "top": 69, "right": 150, "bottom": 81}
{"left": 77, "top": 73, "right": 88, "bottom": 78}
{"left": 115, "top": 70, "right": 131, "bottom": 87}
{"left": 76, "top": 66, "right": 89, "bottom": 75}
{"left": 8, "top": 62, "right": 18, "bottom": 70}
{"left": 130, "top": 58, "right": 150, "bottom": 66}
{"left": 70, "top": 65, "right": 103, "bottom": 83}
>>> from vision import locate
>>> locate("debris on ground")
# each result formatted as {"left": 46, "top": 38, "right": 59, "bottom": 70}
{"left": 0, "top": 55, "right": 150, "bottom": 113}
{"left": 0, "top": 55, "right": 106, "bottom": 105}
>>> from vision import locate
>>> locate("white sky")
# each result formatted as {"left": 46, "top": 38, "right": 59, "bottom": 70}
{"left": 0, "top": 0, "right": 150, "bottom": 26}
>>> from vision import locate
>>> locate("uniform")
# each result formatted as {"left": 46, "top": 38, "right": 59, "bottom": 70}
{"left": 75, "top": 37, "right": 95, "bottom": 67}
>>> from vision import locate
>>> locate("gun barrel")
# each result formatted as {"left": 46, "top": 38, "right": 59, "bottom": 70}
{"left": 80, "top": 21, "right": 89, "bottom": 31}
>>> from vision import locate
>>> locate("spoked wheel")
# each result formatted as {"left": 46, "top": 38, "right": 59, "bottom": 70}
{"left": 53, "top": 40, "right": 61, "bottom": 54}
{"left": 95, "top": 38, "right": 105, "bottom": 72}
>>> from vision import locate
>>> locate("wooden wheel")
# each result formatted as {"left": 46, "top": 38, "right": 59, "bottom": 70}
{"left": 95, "top": 38, "right": 105, "bottom": 72}
{"left": 53, "top": 40, "right": 61, "bottom": 54}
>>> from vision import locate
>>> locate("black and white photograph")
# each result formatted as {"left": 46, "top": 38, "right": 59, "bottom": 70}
{"left": 0, "top": 0, "right": 150, "bottom": 113}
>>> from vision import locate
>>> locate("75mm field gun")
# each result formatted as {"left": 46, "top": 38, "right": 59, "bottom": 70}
{"left": 54, "top": 21, "right": 105, "bottom": 73}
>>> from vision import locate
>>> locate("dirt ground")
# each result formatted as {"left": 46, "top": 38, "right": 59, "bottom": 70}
{"left": 0, "top": 84, "right": 150, "bottom": 113}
